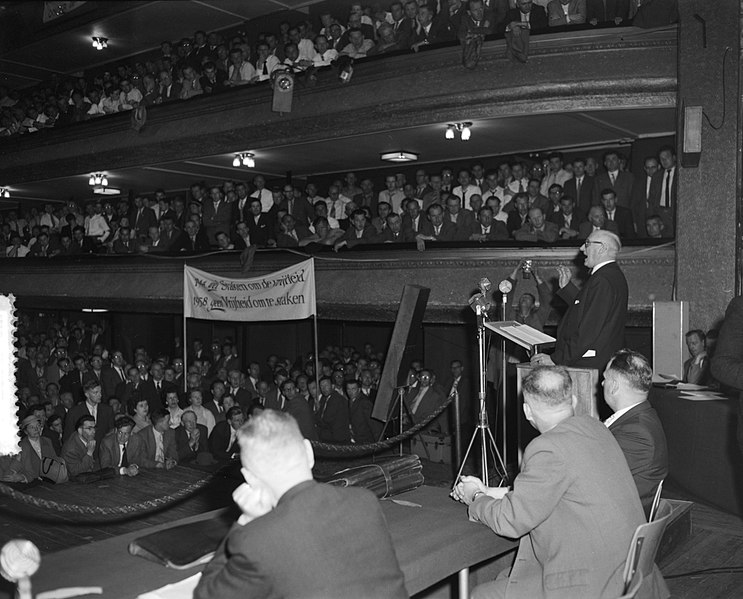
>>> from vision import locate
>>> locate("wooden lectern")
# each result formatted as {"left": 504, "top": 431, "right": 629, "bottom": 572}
{"left": 515, "top": 363, "right": 599, "bottom": 464}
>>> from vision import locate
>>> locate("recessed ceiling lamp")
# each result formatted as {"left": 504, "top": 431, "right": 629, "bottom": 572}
{"left": 91, "top": 37, "right": 108, "bottom": 51}
{"left": 232, "top": 153, "right": 255, "bottom": 168}
{"left": 446, "top": 122, "right": 473, "bottom": 141}
{"left": 0, "top": 188, "right": 9, "bottom": 199}
{"left": 380, "top": 151, "right": 418, "bottom": 163}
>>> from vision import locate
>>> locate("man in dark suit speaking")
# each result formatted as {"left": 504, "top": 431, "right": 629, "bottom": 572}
{"left": 194, "top": 409, "right": 407, "bottom": 599}
{"left": 532, "top": 229, "right": 628, "bottom": 373}
{"left": 603, "top": 349, "right": 669, "bottom": 516}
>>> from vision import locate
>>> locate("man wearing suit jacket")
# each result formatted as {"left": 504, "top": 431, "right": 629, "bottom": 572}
{"left": 175, "top": 410, "right": 209, "bottom": 462}
{"left": 18, "top": 415, "right": 60, "bottom": 481}
{"left": 648, "top": 145, "right": 677, "bottom": 237}
{"left": 547, "top": 0, "right": 586, "bottom": 26}
{"left": 130, "top": 410, "right": 178, "bottom": 469}
{"left": 63, "top": 381, "right": 115, "bottom": 444}
{"left": 533, "top": 230, "right": 627, "bottom": 374}
{"left": 405, "top": 370, "right": 448, "bottom": 434}
{"left": 182, "top": 220, "right": 211, "bottom": 251}
{"left": 315, "top": 377, "right": 351, "bottom": 443}
{"left": 578, "top": 205, "right": 619, "bottom": 240}
{"left": 417, "top": 204, "right": 459, "bottom": 242}
{"left": 61, "top": 415, "right": 101, "bottom": 476}
{"left": 468, "top": 206, "right": 510, "bottom": 241}
{"left": 202, "top": 186, "right": 234, "bottom": 246}
{"left": 130, "top": 196, "right": 157, "bottom": 241}
{"left": 631, "top": 156, "right": 660, "bottom": 236}
{"left": 245, "top": 199, "right": 275, "bottom": 247}
{"left": 600, "top": 188, "right": 635, "bottom": 239}
{"left": 347, "top": 380, "right": 381, "bottom": 444}
{"left": 563, "top": 158, "right": 594, "bottom": 215}
{"left": 194, "top": 410, "right": 407, "bottom": 599}
{"left": 209, "top": 406, "right": 245, "bottom": 461}
{"left": 549, "top": 196, "right": 585, "bottom": 239}
{"left": 333, "top": 210, "right": 378, "bottom": 250}
{"left": 592, "top": 150, "right": 634, "bottom": 209}
{"left": 453, "top": 366, "right": 664, "bottom": 599}
{"left": 101, "top": 350, "right": 128, "bottom": 401}
{"left": 604, "top": 349, "right": 669, "bottom": 516}
{"left": 501, "top": 0, "right": 549, "bottom": 35}
{"left": 99, "top": 416, "right": 140, "bottom": 476}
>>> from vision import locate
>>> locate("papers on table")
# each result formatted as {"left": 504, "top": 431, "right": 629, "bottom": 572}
{"left": 137, "top": 574, "right": 201, "bottom": 599}
{"left": 678, "top": 390, "right": 729, "bottom": 401}
{"left": 485, "top": 321, "right": 556, "bottom": 351}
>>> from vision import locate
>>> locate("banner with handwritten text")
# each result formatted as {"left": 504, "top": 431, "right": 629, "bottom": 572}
{"left": 184, "top": 260, "right": 316, "bottom": 321}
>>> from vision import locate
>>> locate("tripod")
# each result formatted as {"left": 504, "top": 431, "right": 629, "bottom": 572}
{"left": 455, "top": 303, "right": 508, "bottom": 487}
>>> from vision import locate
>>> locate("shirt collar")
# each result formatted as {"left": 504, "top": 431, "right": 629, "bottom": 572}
{"left": 605, "top": 400, "right": 644, "bottom": 428}
{"left": 591, "top": 259, "right": 615, "bottom": 274}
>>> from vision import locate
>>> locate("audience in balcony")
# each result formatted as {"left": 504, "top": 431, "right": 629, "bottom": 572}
{"left": 0, "top": 1, "right": 676, "bottom": 139}
{"left": 0, "top": 144, "right": 677, "bottom": 260}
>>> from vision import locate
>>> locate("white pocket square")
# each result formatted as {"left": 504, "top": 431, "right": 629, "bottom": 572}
{"left": 582, "top": 349, "right": 596, "bottom": 358}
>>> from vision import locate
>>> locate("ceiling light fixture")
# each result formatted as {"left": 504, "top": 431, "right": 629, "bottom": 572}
{"left": 93, "top": 186, "right": 121, "bottom": 196}
{"left": 446, "top": 122, "right": 473, "bottom": 141}
{"left": 0, "top": 188, "right": 9, "bottom": 199}
{"left": 91, "top": 37, "right": 108, "bottom": 51}
{"left": 88, "top": 172, "right": 108, "bottom": 187}
{"left": 380, "top": 151, "right": 419, "bottom": 163}
{"left": 232, "top": 153, "right": 255, "bottom": 168}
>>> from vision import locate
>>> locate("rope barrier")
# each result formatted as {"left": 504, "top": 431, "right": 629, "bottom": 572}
{"left": 310, "top": 392, "right": 455, "bottom": 457}
{"left": 0, "top": 395, "right": 455, "bottom": 520}
{"left": 0, "top": 464, "right": 232, "bottom": 521}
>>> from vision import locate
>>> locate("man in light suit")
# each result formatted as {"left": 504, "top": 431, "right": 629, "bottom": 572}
{"left": 454, "top": 366, "right": 666, "bottom": 599}
{"left": 532, "top": 230, "right": 627, "bottom": 374}
{"left": 604, "top": 349, "right": 669, "bottom": 516}
{"left": 130, "top": 409, "right": 178, "bottom": 469}
{"left": 194, "top": 410, "right": 407, "bottom": 599}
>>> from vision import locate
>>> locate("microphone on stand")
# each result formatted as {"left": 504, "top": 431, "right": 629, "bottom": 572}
{"left": 498, "top": 280, "right": 512, "bottom": 321}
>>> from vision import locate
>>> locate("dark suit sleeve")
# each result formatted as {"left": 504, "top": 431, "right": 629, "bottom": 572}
{"left": 711, "top": 297, "right": 743, "bottom": 390}
{"left": 194, "top": 526, "right": 271, "bottom": 599}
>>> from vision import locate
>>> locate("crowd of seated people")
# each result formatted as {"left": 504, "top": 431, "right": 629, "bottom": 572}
{"left": 0, "top": 0, "right": 677, "bottom": 138}
{"left": 7, "top": 311, "right": 454, "bottom": 482}
{"left": 0, "top": 146, "right": 677, "bottom": 258}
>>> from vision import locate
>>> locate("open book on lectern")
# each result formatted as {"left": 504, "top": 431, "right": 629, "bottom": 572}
{"left": 485, "top": 321, "right": 556, "bottom": 353}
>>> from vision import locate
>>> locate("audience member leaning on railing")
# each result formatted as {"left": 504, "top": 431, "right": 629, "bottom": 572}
{"left": 0, "top": 146, "right": 677, "bottom": 259}
{"left": 0, "top": 0, "right": 677, "bottom": 139}
{"left": 11, "top": 308, "right": 462, "bottom": 477}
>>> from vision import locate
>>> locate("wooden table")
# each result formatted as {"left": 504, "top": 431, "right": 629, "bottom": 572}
{"left": 28, "top": 485, "right": 516, "bottom": 599}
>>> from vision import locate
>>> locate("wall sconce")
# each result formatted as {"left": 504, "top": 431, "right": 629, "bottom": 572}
{"left": 91, "top": 37, "right": 108, "bottom": 51}
{"left": 232, "top": 153, "right": 255, "bottom": 168}
{"left": 446, "top": 122, "right": 473, "bottom": 141}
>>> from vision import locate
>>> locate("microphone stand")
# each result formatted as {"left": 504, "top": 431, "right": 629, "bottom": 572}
{"left": 455, "top": 303, "right": 508, "bottom": 486}
{"left": 500, "top": 291, "right": 509, "bottom": 471}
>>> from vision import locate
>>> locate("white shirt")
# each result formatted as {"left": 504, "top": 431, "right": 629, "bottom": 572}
{"left": 153, "top": 428, "right": 164, "bottom": 463}
{"left": 604, "top": 401, "right": 644, "bottom": 428}
{"left": 313, "top": 49, "right": 338, "bottom": 67}
{"left": 85, "top": 401, "right": 98, "bottom": 423}
{"left": 85, "top": 213, "right": 110, "bottom": 240}
{"left": 228, "top": 61, "right": 257, "bottom": 84}
{"left": 591, "top": 259, "right": 616, "bottom": 275}
{"left": 378, "top": 190, "right": 405, "bottom": 214}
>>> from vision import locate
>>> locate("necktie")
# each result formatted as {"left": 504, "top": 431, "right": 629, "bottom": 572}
{"left": 518, "top": 181, "right": 524, "bottom": 193}
{"left": 262, "top": 60, "right": 268, "bottom": 75}
{"left": 663, "top": 169, "right": 672, "bottom": 207}
{"left": 156, "top": 381, "right": 161, "bottom": 391}
{"left": 231, "top": 64, "right": 241, "bottom": 82}
{"left": 121, "top": 444, "right": 129, "bottom": 467}
{"left": 610, "top": 172, "right": 616, "bottom": 186}
{"left": 576, "top": 178, "right": 582, "bottom": 198}
{"left": 410, "top": 388, "right": 427, "bottom": 413}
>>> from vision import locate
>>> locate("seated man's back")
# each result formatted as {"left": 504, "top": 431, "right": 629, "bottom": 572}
{"left": 195, "top": 409, "right": 407, "bottom": 599}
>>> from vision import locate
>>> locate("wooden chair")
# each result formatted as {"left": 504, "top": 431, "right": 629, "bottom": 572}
{"left": 622, "top": 498, "right": 673, "bottom": 596}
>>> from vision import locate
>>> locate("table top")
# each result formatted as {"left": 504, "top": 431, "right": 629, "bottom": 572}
{"left": 30, "top": 485, "right": 516, "bottom": 598}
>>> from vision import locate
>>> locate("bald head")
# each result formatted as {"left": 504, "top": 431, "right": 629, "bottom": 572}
{"left": 521, "top": 366, "right": 575, "bottom": 433}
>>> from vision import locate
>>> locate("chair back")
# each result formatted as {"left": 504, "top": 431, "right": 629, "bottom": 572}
{"left": 617, "top": 572, "right": 643, "bottom": 599}
{"left": 648, "top": 479, "right": 664, "bottom": 522}
{"left": 622, "top": 499, "right": 673, "bottom": 593}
